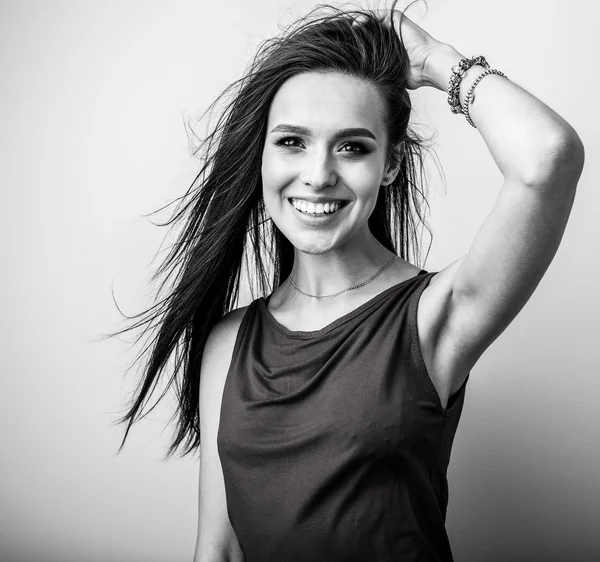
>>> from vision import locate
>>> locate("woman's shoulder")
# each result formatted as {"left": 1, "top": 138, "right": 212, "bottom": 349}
{"left": 202, "top": 306, "right": 251, "bottom": 377}
{"left": 208, "top": 305, "right": 251, "bottom": 345}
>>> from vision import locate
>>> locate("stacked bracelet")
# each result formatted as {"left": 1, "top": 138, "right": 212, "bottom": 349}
{"left": 462, "top": 69, "right": 508, "bottom": 128}
{"left": 447, "top": 55, "right": 489, "bottom": 114}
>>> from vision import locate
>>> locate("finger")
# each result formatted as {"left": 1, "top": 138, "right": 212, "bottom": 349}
{"left": 351, "top": 14, "right": 369, "bottom": 27}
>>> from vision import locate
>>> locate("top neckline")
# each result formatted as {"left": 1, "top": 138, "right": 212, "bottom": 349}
{"left": 258, "top": 269, "right": 429, "bottom": 339}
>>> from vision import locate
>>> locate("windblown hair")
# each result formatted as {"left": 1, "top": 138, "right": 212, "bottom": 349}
{"left": 106, "top": 0, "right": 435, "bottom": 459}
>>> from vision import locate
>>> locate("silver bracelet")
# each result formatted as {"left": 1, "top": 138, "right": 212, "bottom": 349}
{"left": 462, "top": 68, "right": 508, "bottom": 128}
{"left": 447, "top": 56, "right": 489, "bottom": 115}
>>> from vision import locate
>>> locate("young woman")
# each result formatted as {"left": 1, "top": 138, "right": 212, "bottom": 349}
{"left": 111, "top": 2, "right": 584, "bottom": 560}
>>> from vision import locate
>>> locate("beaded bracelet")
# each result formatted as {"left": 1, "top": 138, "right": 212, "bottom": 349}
{"left": 447, "top": 55, "right": 489, "bottom": 114}
{"left": 462, "top": 68, "right": 508, "bottom": 128}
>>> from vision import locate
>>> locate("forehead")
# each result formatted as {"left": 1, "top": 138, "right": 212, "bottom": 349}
{"left": 267, "top": 71, "right": 387, "bottom": 136}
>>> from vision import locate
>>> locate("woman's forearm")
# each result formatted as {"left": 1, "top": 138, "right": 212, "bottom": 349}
{"left": 423, "top": 43, "right": 584, "bottom": 188}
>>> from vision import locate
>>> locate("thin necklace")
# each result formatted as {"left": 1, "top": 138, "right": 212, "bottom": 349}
{"left": 288, "top": 255, "right": 399, "bottom": 299}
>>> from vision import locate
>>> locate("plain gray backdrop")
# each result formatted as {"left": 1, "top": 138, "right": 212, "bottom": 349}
{"left": 1, "top": 0, "right": 598, "bottom": 560}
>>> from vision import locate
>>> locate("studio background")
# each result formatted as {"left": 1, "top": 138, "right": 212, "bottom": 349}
{"left": 1, "top": 0, "right": 598, "bottom": 561}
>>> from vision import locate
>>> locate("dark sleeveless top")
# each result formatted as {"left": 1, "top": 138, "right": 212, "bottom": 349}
{"left": 217, "top": 270, "right": 469, "bottom": 561}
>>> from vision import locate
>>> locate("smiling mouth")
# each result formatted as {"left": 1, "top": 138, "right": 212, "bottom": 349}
{"left": 288, "top": 198, "right": 350, "bottom": 216}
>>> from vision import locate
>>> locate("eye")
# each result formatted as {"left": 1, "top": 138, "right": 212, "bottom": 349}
{"left": 273, "top": 135, "right": 304, "bottom": 148}
{"left": 339, "top": 142, "right": 368, "bottom": 154}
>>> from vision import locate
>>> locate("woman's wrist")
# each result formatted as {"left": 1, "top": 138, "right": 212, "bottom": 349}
{"left": 423, "top": 43, "right": 491, "bottom": 107}
{"left": 422, "top": 43, "right": 464, "bottom": 90}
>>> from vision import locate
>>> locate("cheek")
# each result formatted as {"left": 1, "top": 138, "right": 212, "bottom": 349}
{"left": 260, "top": 159, "right": 286, "bottom": 220}
{"left": 343, "top": 165, "right": 382, "bottom": 208}
{"left": 354, "top": 168, "right": 381, "bottom": 192}
{"left": 261, "top": 153, "right": 291, "bottom": 191}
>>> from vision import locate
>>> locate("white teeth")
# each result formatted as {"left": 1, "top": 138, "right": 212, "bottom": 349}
{"left": 290, "top": 198, "right": 345, "bottom": 215}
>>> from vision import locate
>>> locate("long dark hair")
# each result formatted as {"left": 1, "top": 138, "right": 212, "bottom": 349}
{"left": 104, "top": 0, "right": 435, "bottom": 460}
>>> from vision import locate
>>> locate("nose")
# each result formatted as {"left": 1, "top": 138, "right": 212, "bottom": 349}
{"left": 300, "top": 149, "right": 337, "bottom": 190}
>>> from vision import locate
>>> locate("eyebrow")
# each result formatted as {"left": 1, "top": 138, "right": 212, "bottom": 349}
{"left": 270, "top": 124, "right": 377, "bottom": 141}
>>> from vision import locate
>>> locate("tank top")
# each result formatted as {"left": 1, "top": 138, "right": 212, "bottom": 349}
{"left": 217, "top": 270, "right": 469, "bottom": 562}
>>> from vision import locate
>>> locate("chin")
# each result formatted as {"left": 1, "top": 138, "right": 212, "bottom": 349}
{"left": 284, "top": 229, "right": 351, "bottom": 255}
{"left": 286, "top": 237, "right": 336, "bottom": 255}
{"left": 295, "top": 244, "right": 336, "bottom": 256}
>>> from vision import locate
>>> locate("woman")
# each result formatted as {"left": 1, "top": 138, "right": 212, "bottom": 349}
{"left": 111, "top": 1, "right": 584, "bottom": 560}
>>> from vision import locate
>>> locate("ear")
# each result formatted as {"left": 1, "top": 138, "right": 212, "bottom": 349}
{"left": 381, "top": 141, "right": 405, "bottom": 186}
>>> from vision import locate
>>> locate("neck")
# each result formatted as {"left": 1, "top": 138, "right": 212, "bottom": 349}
{"left": 289, "top": 231, "right": 396, "bottom": 296}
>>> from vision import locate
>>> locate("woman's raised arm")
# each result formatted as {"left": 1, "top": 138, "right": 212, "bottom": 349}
{"left": 421, "top": 38, "right": 584, "bottom": 364}
{"left": 356, "top": 8, "right": 585, "bottom": 367}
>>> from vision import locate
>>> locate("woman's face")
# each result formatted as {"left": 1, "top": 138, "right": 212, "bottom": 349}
{"left": 261, "top": 71, "right": 399, "bottom": 255}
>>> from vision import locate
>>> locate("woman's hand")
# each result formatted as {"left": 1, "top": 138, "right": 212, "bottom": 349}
{"left": 351, "top": 8, "right": 444, "bottom": 90}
